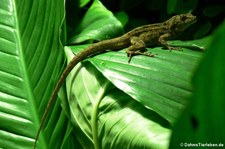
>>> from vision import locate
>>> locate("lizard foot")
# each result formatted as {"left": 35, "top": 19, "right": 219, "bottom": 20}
{"left": 127, "top": 52, "right": 155, "bottom": 63}
{"left": 167, "top": 46, "right": 182, "bottom": 52}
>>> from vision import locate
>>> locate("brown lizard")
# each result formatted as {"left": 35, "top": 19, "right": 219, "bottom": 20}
{"left": 34, "top": 13, "right": 196, "bottom": 148}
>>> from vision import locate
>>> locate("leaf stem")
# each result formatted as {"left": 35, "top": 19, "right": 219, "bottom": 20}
{"left": 91, "top": 81, "right": 110, "bottom": 149}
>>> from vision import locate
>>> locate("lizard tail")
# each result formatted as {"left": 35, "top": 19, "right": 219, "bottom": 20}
{"left": 34, "top": 37, "right": 125, "bottom": 148}
{"left": 34, "top": 71, "right": 67, "bottom": 148}
{"left": 34, "top": 55, "right": 83, "bottom": 148}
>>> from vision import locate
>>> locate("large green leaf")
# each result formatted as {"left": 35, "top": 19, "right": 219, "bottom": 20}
{"left": 69, "top": 41, "right": 205, "bottom": 123}
{"left": 0, "top": 0, "right": 74, "bottom": 148}
{"left": 64, "top": 47, "right": 171, "bottom": 149}
{"left": 59, "top": 1, "right": 207, "bottom": 148}
{"left": 64, "top": 36, "right": 206, "bottom": 148}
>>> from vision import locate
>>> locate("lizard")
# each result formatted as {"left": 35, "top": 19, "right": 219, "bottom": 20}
{"left": 34, "top": 13, "right": 197, "bottom": 148}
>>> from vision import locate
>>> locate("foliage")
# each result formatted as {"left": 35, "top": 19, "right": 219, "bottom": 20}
{"left": 0, "top": 0, "right": 224, "bottom": 148}
{"left": 0, "top": 0, "right": 71, "bottom": 148}
{"left": 169, "top": 19, "right": 225, "bottom": 148}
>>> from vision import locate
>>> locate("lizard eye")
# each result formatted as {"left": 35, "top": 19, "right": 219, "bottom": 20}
{"left": 180, "top": 16, "right": 188, "bottom": 21}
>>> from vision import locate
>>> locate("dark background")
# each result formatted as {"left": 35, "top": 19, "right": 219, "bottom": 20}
{"left": 100, "top": 0, "right": 225, "bottom": 39}
{"left": 66, "top": 0, "right": 225, "bottom": 40}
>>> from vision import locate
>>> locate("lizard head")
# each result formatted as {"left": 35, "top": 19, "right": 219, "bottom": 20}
{"left": 167, "top": 13, "right": 197, "bottom": 35}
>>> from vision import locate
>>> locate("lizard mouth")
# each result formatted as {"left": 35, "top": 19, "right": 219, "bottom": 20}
{"left": 185, "top": 13, "right": 197, "bottom": 25}
{"left": 192, "top": 16, "right": 197, "bottom": 24}
{"left": 183, "top": 14, "right": 197, "bottom": 27}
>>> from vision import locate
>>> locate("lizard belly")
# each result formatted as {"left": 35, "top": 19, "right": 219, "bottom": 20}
{"left": 138, "top": 31, "right": 165, "bottom": 46}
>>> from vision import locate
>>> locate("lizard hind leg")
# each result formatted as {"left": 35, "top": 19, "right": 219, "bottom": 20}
{"left": 158, "top": 33, "right": 182, "bottom": 51}
{"left": 126, "top": 36, "right": 155, "bottom": 63}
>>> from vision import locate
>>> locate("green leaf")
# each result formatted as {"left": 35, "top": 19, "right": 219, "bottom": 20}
{"left": 169, "top": 19, "right": 225, "bottom": 148}
{"left": 70, "top": 39, "right": 205, "bottom": 124}
{"left": 64, "top": 47, "right": 171, "bottom": 149}
{"left": 64, "top": 36, "right": 206, "bottom": 148}
{"left": 168, "top": 36, "right": 213, "bottom": 51}
{"left": 0, "top": 0, "right": 74, "bottom": 148}
{"left": 68, "top": 0, "right": 124, "bottom": 44}
{"left": 114, "top": 11, "right": 129, "bottom": 27}
{"left": 79, "top": 0, "right": 91, "bottom": 8}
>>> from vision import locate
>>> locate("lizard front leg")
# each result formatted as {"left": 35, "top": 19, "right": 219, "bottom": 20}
{"left": 158, "top": 33, "right": 181, "bottom": 51}
{"left": 126, "top": 36, "right": 155, "bottom": 63}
